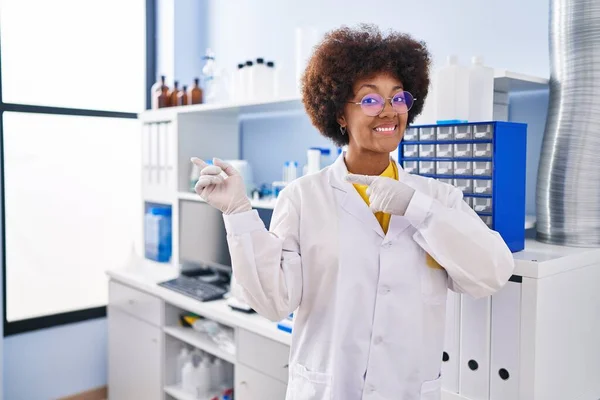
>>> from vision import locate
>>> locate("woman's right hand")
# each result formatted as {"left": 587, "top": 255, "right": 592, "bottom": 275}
{"left": 190, "top": 157, "right": 252, "bottom": 215}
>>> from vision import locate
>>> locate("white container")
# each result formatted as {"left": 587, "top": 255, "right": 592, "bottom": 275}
{"left": 267, "top": 61, "right": 279, "bottom": 99}
{"left": 254, "top": 58, "right": 270, "bottom": 101}
{"left": 196, "top": 358, "right": 212, "bottom": 397}
{"left": 181, "top": 360, "right": 200, "bottom": 395}
{"left": 225, "top": 159, "right": 254, "bottom": 196}
{"left": 306, "top": 148, "right": 322, "bottom": 175}
{"left": 243, "top": 60, "right": 254, "bottom": 102}
{"left": 295, "top": 27, "right": 320, "bottom": 95}
{"left": 176, "top": 346, "right": 192, "bottom": 384}
{"left": 232, "top": 63, "right": 246, "bottom": 102}
{"left": 468, "top": 56, "right": 494, "bottom": 122}
{"left": 436, "top": 55, "right": 470, "bottom": 123}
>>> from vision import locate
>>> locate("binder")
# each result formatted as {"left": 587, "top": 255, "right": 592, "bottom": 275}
{"left": 459, "top": 294, "right": 492, "bottom": 399}
{"left": 442, "top": 290, "right": 461, "bottom": 393}
{"left": 490, "top": 280, "right": 522, "bottom": 400}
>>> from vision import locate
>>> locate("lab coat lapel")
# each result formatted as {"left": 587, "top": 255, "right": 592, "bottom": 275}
{"left": 329, "top": 154, "right": 385, "bottom": 239}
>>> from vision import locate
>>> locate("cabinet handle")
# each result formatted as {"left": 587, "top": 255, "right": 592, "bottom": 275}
{"left": 283, "top": 364, "right": 289, "bottom": 369}
{"left": 240, "top": 381, "right": 248, "bottom": 386}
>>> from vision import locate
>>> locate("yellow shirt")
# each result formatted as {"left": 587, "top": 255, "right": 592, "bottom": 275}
{"left": 352, "top": 161, "right": 398, "bottom": 234}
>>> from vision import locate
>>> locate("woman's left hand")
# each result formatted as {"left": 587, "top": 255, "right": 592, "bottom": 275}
{"left": 345, "top": 174, "right": 415, "bottom": 216}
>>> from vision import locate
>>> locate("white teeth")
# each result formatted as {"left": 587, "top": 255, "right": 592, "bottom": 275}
{"left": 375, "top": 126, "right": 396, "bottom": 132}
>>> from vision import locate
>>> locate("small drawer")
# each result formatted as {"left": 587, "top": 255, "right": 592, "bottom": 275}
{"left": 455, "top": 125, "right": 473, "bottom": 140}
{"left": 237, "top": 329, "right": 290, "bottom": 383}
{"left": 454, "top": 179, "right": 473, "bottom": 193}
{"left": 436, "top": 126, "right": 454, "bottom": 140}
{"left": 438, "top": 178, "right": 453, "bottom": 185}
{"left": 419, "top": 161, "right": 436, "bottom": 175}
{"left": 419, "top": 144, "right": 435, "bottom": 158}
{"left": 436, "top": 144, "right": 453, "bottom": 158}
{"left": 454, "top": 143, "right": 473, "bottom": 158}
{"left": 453, "top": 161, "right": 473, "bottom": 176}
{"left": 436, "top": 161, "right": 453, "bottom": 175}
{"left": 473, "top": 124, "right": 494, "bottom": 139}
{"left": 404, "top": 145, "right": 419, "bottom": 158}
{"left": 109, "top": 281, "right": 162, "bottom": 326}
{"left": 404, "top": 127, "right": 418, "bottom": 141}
{"left": 403, "top": 161, "right": 419, "bottom": 174}
{"left": 473, "top": 198, "right": 493, "bottom": 213}
{"left": 480, "top": 215, "right": 493, "bottom": 227}
{"left": 473, "top": 179, "right": 493, "bottom": 194}
{"left": 463, "top": 197, "right": 473, "bottom": 207}
{"left": 419, "top": 127, "right": 436, "bottom": 141}
{"left": 473, "top": 161, "right": 493, "bottom": 176}
{"left": 473, "top": 143, "right": 493, "bottom": 158}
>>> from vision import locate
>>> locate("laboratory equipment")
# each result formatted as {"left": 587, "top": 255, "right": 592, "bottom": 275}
{"left": 537, "top": 0, "right": 600, "bottom": 246}
{"left": 283, "top": 161, "right": 298, "bottom": 182}
{"left": 468, "top": 56, "right": 494, "bottom": 122}
{"left": 188, "top": 78, "right": 203, "bottom": 105}
{"left": 168, "top": 81, "right": 180, "bottom": 107}
{"left": 243, "top": 60, "right": 254, "bottom": 101}
{"left": 254, "top": 58, "right": 269, "bottom": 100}
{"left": 398, "top": 121, "right": 527, "bottom": 252}
{"left": 151, "top": 75, "right": 169, "bottom": 109}
{"left": 144, "top": 205, "right": 172, "bottom": 262}
{"left": 176, "top": 85, "right": 188, "bottom": 106}
{"left": 267, "top": 61, "right": 278, "bottom": 98}
{"left": 436, "top": 55, "right": 470, "bottom": 124}
{"left": 272, "top": 181, "right": 287, "bottom": 198}
{"left": 176, "top": 346, "right": 192, "bottom": 383}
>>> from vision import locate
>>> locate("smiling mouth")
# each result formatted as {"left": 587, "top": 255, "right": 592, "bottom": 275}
{"left": 373, "top": 125, "right": 398, "bottom": 135}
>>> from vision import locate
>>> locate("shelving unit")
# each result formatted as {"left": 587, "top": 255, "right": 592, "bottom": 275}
{"left": 164, "top": 326, "right": 236, "bottom": 364}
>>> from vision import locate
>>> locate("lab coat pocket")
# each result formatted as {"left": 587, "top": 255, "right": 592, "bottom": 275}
{"left": 420, "top": 375, "right": 442, "bottom": 400}
{"left": 420, "top": 261, "right": 449, "bottom": 305}
{"left": 288, "top": 363, "right": 332, "bottom": 400}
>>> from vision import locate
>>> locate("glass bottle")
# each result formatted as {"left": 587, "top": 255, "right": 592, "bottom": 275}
{"left": 189, "top": 78, "right": 203, "bottom": 105}
{"left": 177, "top": 85, "right": 188, "bottom": 106}
{"left": 168, "top": 81, "right": 180, "bottom": 108}
{"left": 151, "top": 75, "right": 170, "bottom": 109}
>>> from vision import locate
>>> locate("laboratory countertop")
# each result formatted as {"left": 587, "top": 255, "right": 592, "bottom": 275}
{"left": 106, "top": 257, "right": 293, "bottom": 347}
{"left": 107, "top": 239, "right": 600, "bottom": 339}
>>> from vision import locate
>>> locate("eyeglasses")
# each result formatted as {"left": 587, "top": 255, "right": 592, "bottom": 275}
{"left": 347, "top": 91, "right": 416, "bottom": 117}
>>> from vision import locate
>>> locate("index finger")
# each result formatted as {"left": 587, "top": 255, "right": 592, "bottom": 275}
{"left": 345, "top": 174, "right": 377, "bottom": 186}
{"left": 190, "top": 157, "right": 209, "bottom": 168}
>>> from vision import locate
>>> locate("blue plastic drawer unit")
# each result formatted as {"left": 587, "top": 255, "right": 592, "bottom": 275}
{"left": 398, "top": 121, "right": 527, "bottom": 252}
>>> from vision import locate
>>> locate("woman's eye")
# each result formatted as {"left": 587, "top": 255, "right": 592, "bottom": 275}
{"left": 362, "top": 96, "right": 381, "bottom": 104}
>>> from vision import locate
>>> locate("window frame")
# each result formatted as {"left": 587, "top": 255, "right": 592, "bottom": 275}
{"left": 0, "top": 0, "right": 156, "bottom": 336}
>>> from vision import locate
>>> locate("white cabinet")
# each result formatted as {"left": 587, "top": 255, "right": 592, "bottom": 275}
{"left": 108, "top": 305, "right": 162, "bottom": 400}
{"left": 236, "top": 364, "right": 288, "bottom": 400}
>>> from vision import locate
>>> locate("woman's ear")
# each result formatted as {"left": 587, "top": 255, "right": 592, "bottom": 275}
{"left": 337, "top": 114, "right": 347, "bottom": 127}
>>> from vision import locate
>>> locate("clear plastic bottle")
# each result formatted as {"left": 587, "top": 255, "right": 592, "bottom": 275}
{"left": 233, "top": 63, "right": 245, "bottom": 102}
{"left": 266, "top": 61, "right": 277, "bottom": 99}
{"left": 468, "top": 56, "right": 494, "bottom": 122}
{"left": 254, "top": 58, "right": 269, "bottom": 101}
{"left": 436, "top": 55, "right": 470, "bottom": 123}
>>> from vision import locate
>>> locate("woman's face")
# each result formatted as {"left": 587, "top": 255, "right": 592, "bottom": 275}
{"left": 338, "top": 73, "right": 409, "bottom": 154}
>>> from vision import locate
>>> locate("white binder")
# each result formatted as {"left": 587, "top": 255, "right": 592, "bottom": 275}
{"left": 442, "top": 290, "right": 461, "bottom": 393}
{"left": 459, "top": 293, "right": 492, "bottom": 399}
{"left": 490, "top": 279, "right": 522, "bottom": 400}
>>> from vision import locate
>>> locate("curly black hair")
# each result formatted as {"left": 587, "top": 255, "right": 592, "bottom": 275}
{"left": 301, "top": 24, "right": 431, "bottom": 146}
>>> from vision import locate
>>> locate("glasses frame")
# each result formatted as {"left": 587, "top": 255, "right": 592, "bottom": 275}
{"left": 346, "top": 90, "right": 417, "bottom": 116}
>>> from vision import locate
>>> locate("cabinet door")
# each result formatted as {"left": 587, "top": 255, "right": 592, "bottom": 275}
{"left": 235, "top": 364, "right": 288, "bottom": 400}
{"left": 108, "top": 306, "right": 162, "bottom": 400}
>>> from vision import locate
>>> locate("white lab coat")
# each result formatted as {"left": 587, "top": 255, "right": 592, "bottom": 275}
{"left": 223, "top": 154, "right": 514, "bottom": 400}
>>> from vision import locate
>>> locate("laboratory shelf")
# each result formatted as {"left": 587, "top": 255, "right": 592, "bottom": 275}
{"left": 163, "top": 326, "right": 236, "bottom": 364}
{"left": 177, "top": 191, "right": 276, "bottom": 210}
{"left": 164, "top": 384, "right": 220, "bottom": 400}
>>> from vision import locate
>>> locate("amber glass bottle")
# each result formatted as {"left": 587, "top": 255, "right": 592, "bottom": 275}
{"left": 151, "top": 75, "right": 170, "bottom": 109}
{"left": 168, "top": 81, "right": 180, "bottom": 107}
{"left": 189, "top": 78, "right": 203, "bottom": 105}
{"left": 177, "top": 85, "right": 188, "bottom": 106}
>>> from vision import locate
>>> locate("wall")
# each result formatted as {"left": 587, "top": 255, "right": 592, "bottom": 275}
{"left": 4, "top": 320, "right": 107, "bottom": 400}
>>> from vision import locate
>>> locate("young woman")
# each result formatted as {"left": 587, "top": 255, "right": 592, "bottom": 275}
{"left": 192, "top": 24, "right": 514, "bottom": 400}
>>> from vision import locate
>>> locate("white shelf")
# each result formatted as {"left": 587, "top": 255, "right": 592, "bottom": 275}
{"left": 494, "top": 69, "right": 549, "bottom": 93}
{"left": 178, "top": 191, "right": 276, "bottom": 210}
{"left": 139, "top": 96, "right": 303, "bottom": 123}
{"left": 164, "top": 384, "right": 220, "bottom": 400}
{"left": 164, "top": 326, "right": 236, "bottom": 364}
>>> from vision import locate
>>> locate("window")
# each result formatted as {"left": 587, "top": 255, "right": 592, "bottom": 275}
{"left": 0, "top": 0, "right": 155, "bottom": 334}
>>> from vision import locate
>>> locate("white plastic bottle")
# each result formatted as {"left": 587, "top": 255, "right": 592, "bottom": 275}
{"left": 197, "top": 357, "right": 212, "bottom": 397}
{"left": 243, "top": 60, "right": 254, "bottom": 102}
{"left": 267, "top": 61, "right": 277, "bottom": 99}
{"left": 175, "top": 346, "right": 191, "bottom": 384}
{"left": 211, "top": 358, "right": 227, "bottom": 390}
{"left": 181, "top": 360, "right": 198, "bottom": 395}
{"left": 233, "top": 63, "right": 245, "bottom": 102}
{"left": 254, "top": 58, "right": 269, "bottom": 101}
{"left": 436, "top": 55, "right": 470, "bottom": 123}
{"left": 468, "top": 56, "right": 494, "bottom": 122}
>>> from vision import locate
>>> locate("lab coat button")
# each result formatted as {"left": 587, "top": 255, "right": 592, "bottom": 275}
{"left": 379, "top": 286, "right": 390, "bottom": 295}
